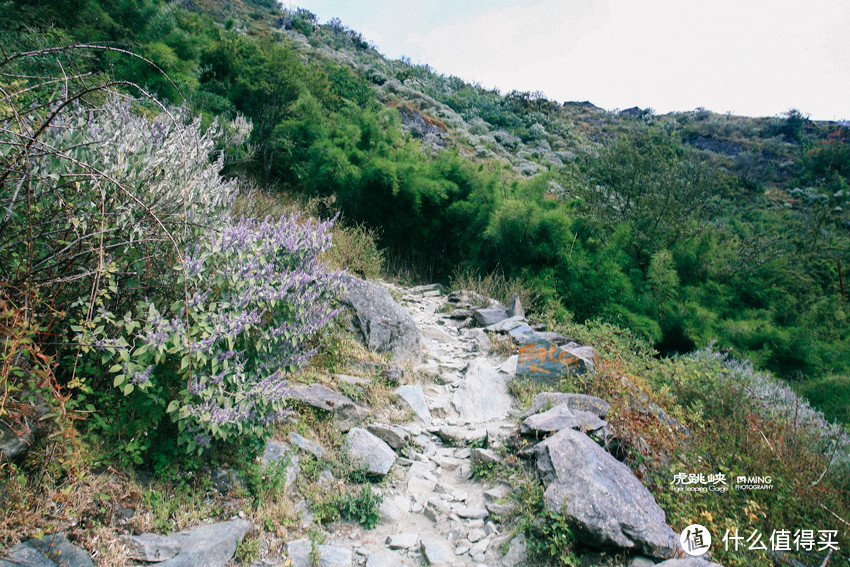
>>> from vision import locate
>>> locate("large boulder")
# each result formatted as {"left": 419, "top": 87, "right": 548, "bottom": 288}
{"left": 534, "top": 428, "right": 679, "bottom": 558}
{"left": 0, "top": 402, "right": 49, "bottom": 460}
{"left": 287, "top": 383, "right": 368, "bottom": 432}
{"left": 0, "top": 534, "right": 93, "bottom": 567}
{"left": 472, "top": 305, "right": 508, "bottom": 327}
{"left": 451, "top": 359, "right": 512, "bottom": 424}
{"left": 339, "top": 275, "right": 421, "bottom": 362}
{"left": 515, "top": 334, "right": 588, "bottom": 383}
{"left": 345, "top": 428, "right": 397, "bottom": 476}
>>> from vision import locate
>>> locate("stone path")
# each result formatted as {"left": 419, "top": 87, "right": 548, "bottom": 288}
{"left": 311, "top": 284, "right": 527, "bottom": 567}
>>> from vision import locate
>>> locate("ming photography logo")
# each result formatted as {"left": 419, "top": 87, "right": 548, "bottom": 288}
{"left": 670, "top": 472, "right": 774, "bottom": 492}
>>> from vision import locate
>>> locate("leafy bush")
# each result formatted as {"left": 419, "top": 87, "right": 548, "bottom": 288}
{"left": 82, "top": 214, "right": 346, "bottom": 456}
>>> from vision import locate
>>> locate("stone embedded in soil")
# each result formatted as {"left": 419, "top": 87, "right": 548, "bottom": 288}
{"left": 366, "top": 423, "right": 410, "bottom": 450}
{"left": 395, "top": 384, "right": 432, "bottom": 424}
{"left": 119, "top": 533, "right": 180, "bottom": 562}
{"left": 286, "top": 539, "right": 352, "bottom": 567}
{"left": 420, "top": 539, "right": 455, "bottom": 567}
{"left": 289, "top": 432, "right": 326, "bottom": 458}
{"left": 344, "top": 428, "right": 396, "bottom": 476}
{"left": 386, "top": 533, "right": 418, "bottom": 549}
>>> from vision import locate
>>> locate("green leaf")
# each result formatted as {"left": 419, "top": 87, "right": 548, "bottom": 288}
{"left": 123, "top": 384, "right": 134, "bottom": 395}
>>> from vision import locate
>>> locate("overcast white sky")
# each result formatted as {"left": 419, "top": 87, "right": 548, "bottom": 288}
{"left": 286, "top": 0, "right": 849, "bottom": 121}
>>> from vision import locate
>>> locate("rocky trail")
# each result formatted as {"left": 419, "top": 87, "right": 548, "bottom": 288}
{"left": 0, "top": 280, "right": 722, "bottom": 567}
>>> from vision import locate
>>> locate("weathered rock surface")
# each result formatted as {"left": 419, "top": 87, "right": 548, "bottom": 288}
{"left": 534, "top": 428, "right": 678, "bottom": 558}
{"left": 471, "top": 305, "right": 508, "bottom": 327}
{"left": 420, "top": 538, "right": 454, "bottom": 567}
{"left": 288, "top": 383, "right": 368, "bottom": 431}
{"left": 340, "top": 275, "right": 421, "bottom": 362}
{"left": 0, "top": 403, "right": 49, "bottom": 460}
{"left": 522, "top": 392, "right": 610, "bottom": 418}
{"left": 0, "top": 534, "right": 93, "bottom": 567}
{"left": 287, "top": 538, "right": 352, "bottom": 567}
{"left": 289, "top": 432, "right": 327, "bottom": 458}
{"left": 514, "top": 334, "right": 588, "bottom": 383}
{"left": 119, "top": 533, "right": 180, "bottom": 562}
{"left": 366, "top": 423, "right": 410, "bottom": 449}
{"left": 520, "top": 403, "right": 608, "bottom": 436}
{"left": 345, "top": 428, "right": 396, "bottom": 476}
{"left": 452, "top": 359, "right": 511, "bottom": 423}
{"left": 395, "top": 384, "right": 432, "bottom": 424}
{"left": 157, "top": 519, "right": 251, "bottom": 567}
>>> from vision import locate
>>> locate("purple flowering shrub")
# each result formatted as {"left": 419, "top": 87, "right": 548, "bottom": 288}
{"left": 87, "top": 214, "right": 346, "bottom": 454}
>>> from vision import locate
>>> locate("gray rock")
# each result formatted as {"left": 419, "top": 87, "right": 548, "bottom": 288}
{"left": 379, "top": 499, "right": 404, "bottom": 524}
{"left": 520, "top": 403, "right": 608, "bottom": 436}
{"left": 420, "top": 539, "right": 454, "bottom": 567}
{"left": 0, "top": 534, "right": 93, "bottom": 567}
{"left": 336, "top": 374, "right": 372, "bottom": 387}
{"left": 340, "top": 275, "right": 421, "bottom": 362}
{"left": 472, "top": 305, "right": 509, "bottom": 327}
{"left": 432, "top": 426, "right": 488, "bottom": 446}
{"left": 449, "top": 308, "right": 473, "bottom": 320}
{"left": 157, "top": 519, "right": 251, "bottom": 567}
{"left": 534, "top": 428, "right": 678, "bottom": 558}
{"left": 428, "top": 395, "right": 455, "bottom": 419}
{"left": 655, "top": 559, "right": 724, "bottom": 567}
{"left": 568, "top": 345, "right": 596, "bottom": 372}
{"left": 470, "top": 448, "right": 500, "bottom": 465}
{"left": 501, "top": 535, "right": 527, "bottom": 567}
{"left": 386, "top": 533, "right": 418, "bottom": 549}
{"left": 452, "top": 360, "right": 512, "bottom": 423}
{"left": 395, "top": 384, "right": 432, "bottom": 424}
{"left": 287, "top": 538, "right": 352, "bottom": 567}
{"left": 467, "top": 529, "right": 486, "bottom": 543}
{"left": 119, "top": 533, "right": 180, "bottom": 562}
{"left": 629, "top": 556, "right": 658, "bottom": 567}
{"left": 483, "top": 484, "right": 511, "bottom": 502}
{"left": 258, "top": 443, "right": 299, "bottom": 489}
{"left": 485, "top": 501, "right": 515, "bottom": 516}
{"left": 507, "top": 294, "right": 525, "bottom": 318}
{"left": 289, "top": 432, "right": 327, "bottom": 458}
{"left": 210, "top": 467, "right": 246, "bottom": 494}
{"left": 318, "top": 470, "right": 335, "bottom": 486}
{"left": 522, "top": 392, "right": 610, "bottom": 418}
{"left": 534, "top": 331, "right": 572, "bottom": 345}
{"left": 467, "top": 328, "right": 491, "bottom": 354}
{"left": 515, "top": 334, "right": 588, "bottom": 383}
{"left": 454, "top": 506, "right": 489, "bottom": 519}
{"left": 484, "top": 315, "right": 527, "bottom": 333}
{"left": 345, "top": 428, "right": 397, "bottom": 476}
{"left": 365, "top": 551, "right": 402, "bottom": 567}
{"left": 0, "top": 403, "right": 48, "bottom": 460}
{"left": 288, "top": 383, "right": 368, "bottom": 432}
{"left": 367, "top": 423, "right": 410, "bottom": 450}
{"left": 421, "top": 326, "right": 453, "bottom": 343}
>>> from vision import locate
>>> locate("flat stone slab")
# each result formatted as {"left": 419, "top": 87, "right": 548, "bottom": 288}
{"left": 157, "top": 519, "right": 251, "bottom": 567}
{"left": 119, "top": 533, "right": 180, "bottom": 562}
{"left": 420, "top": 539, "right": 454, "bottom": 567}
{"left": 287, "top": 539, "right": 352, "bottom": 567}
{"left": 288, "top": 383, "right": 368, "bottom": 431}
{"left": 345, "top": 427, "right": 396, "bottom": 476}
{"left": 452, "top": 359, "right": 512, "bottom": 423}
{"left": 522, "top": 392, "right": 610, "bottom": 418}
{"left": 520, "top": 403, "right": 608, "bottom": 436}
{"left": 386, "top": 533, "right": 419, "bottom": 549}
{"left": 0, "top": 534, "right": 93, "bottom": 567}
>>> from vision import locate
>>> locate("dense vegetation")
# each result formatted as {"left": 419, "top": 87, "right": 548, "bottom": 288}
{"left": 1, "top": 0, "right": 848, "bottom": 563}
